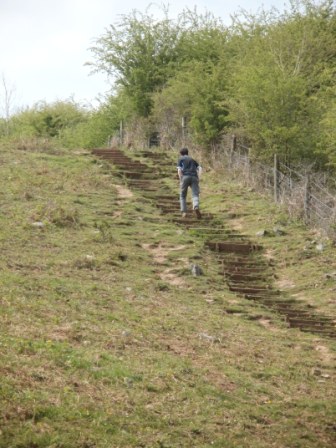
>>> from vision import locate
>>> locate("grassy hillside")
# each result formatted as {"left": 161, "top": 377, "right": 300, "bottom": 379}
{"left": 0, "top": 144, "right": 335, "bottom": 448}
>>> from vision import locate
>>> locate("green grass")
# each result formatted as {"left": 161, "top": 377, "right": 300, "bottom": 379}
{"left": 0, "top": 144, "right": 335, "bottom": 447}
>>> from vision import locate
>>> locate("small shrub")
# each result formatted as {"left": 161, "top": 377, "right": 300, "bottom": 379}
{"left": 93, "top": 220, "right": 115, "bottom": 243}
{"left": 50, "top": 206, "right": 80, "bottom": 227}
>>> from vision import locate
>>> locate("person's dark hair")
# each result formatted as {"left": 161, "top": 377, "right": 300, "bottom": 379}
{"left": 180, "top": 147, "right": 189, "bottom": 156}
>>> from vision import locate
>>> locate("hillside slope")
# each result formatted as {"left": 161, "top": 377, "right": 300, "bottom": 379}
{"left": 0, "top": 145, "right": 335, "bottom": 448}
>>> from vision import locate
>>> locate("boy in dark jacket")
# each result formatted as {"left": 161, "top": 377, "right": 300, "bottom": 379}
{"left": 177, "top": 148, "right": 202, "bottom": 219}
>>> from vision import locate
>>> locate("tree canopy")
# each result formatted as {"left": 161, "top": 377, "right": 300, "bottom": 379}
{"left": 1, "top": 1, "right": 335, "bottom": 169}
{"left": 87, "top": 0, "right": 335, "bottom": 167}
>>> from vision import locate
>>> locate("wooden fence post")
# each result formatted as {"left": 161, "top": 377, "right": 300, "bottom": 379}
{"left": 181, "top": 116, "right": 186, "bottom": 142}
{"left": 304, "top": 174, "right": 311, "bottom": 223}
{"left": 247, "top": 148, "right": 252, "bottom": 181}
{"left": 274, "top": 154, "right": 280, "bottom": 203}
{"left": 119, "top": 120, "right": 123, "bottom": 145}
{"left": 229, "top": 134, "right": 237, "bottom": 168}
{"left": 231, "top": 134, "right": 237, "bottom": 152}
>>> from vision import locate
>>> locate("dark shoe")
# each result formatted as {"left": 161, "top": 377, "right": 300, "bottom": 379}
{"left": 194, "top": 207, "right": 202, "bottom": 219}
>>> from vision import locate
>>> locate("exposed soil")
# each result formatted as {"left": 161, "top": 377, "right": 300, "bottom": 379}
{"left": 142, "top": 243, "right": 188, "bottom": 286}
{"left": 113, "top": 184, "right": 134, "bottom": 198}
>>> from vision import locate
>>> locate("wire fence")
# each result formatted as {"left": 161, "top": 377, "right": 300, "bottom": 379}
{"left": 213, "top": 134, "right": 336, "bottom": 237}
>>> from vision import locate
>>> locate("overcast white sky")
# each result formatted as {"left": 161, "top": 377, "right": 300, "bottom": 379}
{"left": 0, "top": 0, "right": 288, "bottom": 115}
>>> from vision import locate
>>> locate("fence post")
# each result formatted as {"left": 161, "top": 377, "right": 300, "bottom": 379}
{"left": 119, "top": 120, "right": 123, "bottom": 145}
{"left": 229, "top": 134, "right": 237, "bottom": 169}
{"left": 247, "top": 148, "right": 252, "bottom": 181}
{"left": 304, "top": 174, "right": 311, "bottom": 223}
{"left": 182, "top": 116, "right": 187, "bottom": 142}
{"left": 274, "top": 154, "right": 279, "bottom": 203}
{"left": 231, "top": 134, "right": 237, "bottom": 152}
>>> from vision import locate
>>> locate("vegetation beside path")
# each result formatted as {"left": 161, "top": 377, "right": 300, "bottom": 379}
{"left": 0, "top": 145, "right": 335, "bottom": 448}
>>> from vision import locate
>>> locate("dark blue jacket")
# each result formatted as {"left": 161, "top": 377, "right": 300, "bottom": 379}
{"left": 177, "top": 155, "right": 199, "bottom": 177}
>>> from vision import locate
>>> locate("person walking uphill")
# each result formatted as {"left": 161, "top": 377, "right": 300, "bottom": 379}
{"left": 177, "top": 148, "right": 202, "bottom": 219}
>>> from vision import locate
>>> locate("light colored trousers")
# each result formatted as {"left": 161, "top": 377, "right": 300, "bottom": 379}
{"left": 180, "top": 175, "right": 200, "bottom": 212}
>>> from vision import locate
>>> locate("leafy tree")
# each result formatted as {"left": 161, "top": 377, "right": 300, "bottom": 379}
{"left": 87, "top": 0, "right": 335, "bottom": 166}
{"left": 89, "top": 6, "right": 228, "bottom": 120}
{"left": 176, "top": 8, "right": 227, "bottom": 64}
{"left": 74, "top": 91, "right": 134, "bottom": 148}
{"left": 316, "top": 85, "right": 336, "bottom": 167}
{"left": 227, "top": 0, "right": 336, "bottom": 164}
{"left": 152, "top": 60, "right": 229, "bottom": 148}
{"left": 149, "top": 9, "right": 230, "bottom": 147}
{"left": 89, "top": 7, "right": 182, "bottom": 117}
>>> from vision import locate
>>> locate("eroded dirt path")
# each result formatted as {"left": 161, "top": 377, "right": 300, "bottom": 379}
{"left": 142, "top": 243, "right": 189, "bottom": 287}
